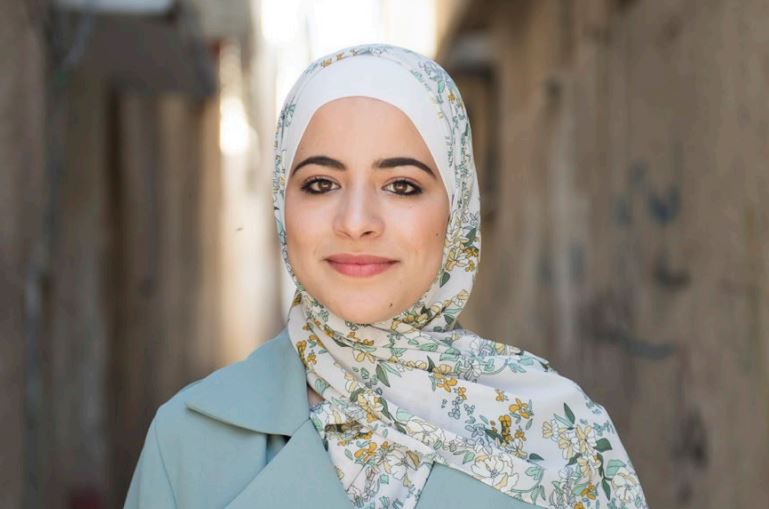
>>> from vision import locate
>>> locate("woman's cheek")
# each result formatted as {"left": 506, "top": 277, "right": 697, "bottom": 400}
{"left": 405, "top": 201, "right": 446, "bottom": 253}
{"left": 285, "top": 198, "right": 314, "bottom": 272}
{"left": 291, "top": 209, "right": 321, "bottom": 261}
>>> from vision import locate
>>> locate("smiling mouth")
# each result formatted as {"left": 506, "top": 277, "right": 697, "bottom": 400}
{"left": 325, "top": 254, "right": 399, "bottom": 278}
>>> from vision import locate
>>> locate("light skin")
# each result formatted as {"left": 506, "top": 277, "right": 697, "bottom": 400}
{"left": 283, "top": 96, "right": 450, "bottom": 406}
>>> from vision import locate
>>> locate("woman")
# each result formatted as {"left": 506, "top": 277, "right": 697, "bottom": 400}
{"left": 125, "top": 44, "right": 648, "bottom": 509}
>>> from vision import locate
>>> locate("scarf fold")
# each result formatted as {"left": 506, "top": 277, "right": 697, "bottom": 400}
{"left": 273, "top": 43, "right": 648, "bottom": 509}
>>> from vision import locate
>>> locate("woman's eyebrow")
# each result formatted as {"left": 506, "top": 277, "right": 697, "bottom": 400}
{"left": 291, "top": 155, "right": 436, "bottom": 179}
{"left": 375, "top": 157, "right": 436, "bottom": 179}
{"left": 291, "top": 155, "right": 344, "bottom": 175}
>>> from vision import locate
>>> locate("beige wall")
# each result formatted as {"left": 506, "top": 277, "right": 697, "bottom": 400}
{"left": 445, "top": 1, "right": 769, "bottom": 507}
{"left": 107, "top": 90, "right": 225, "bottom": 505}
{"left": 0, "top": 7, "right": 231, "bottom": 506}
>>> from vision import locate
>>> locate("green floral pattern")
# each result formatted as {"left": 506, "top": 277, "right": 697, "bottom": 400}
{"left": 273, "top": 43, "right": 648, "bottom": 509}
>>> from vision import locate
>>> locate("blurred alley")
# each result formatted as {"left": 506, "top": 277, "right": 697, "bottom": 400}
{"left": 2, "top": 1, "right": 768, "bottom": 508}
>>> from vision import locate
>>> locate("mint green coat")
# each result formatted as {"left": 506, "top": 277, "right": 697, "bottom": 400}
{"left": 124, "top": 328, "right": 538, "bottom": 508}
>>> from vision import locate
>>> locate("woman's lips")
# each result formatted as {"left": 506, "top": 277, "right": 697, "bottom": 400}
{"left": 325, "top": 254, "right": 399, "bottom": 277}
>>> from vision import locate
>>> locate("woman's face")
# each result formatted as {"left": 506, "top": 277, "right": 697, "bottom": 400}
{"left": 285, "top": 96, "right": 450, "bottom": 324}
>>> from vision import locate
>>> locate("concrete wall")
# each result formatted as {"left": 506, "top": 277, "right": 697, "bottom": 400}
{"left": 445, "top": 1, "right": 769, "bottom": 507}
{"left": 0, "top": 1, "right": 46, "bottom": 507}
{"left": 106, "top": 90, "right": 224, "bottom": 506}
{"left": 0, "top": 5, "right": 229, "bottom": 507}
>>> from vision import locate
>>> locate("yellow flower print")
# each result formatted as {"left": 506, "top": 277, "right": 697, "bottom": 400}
{"left": 463, "top": 245, "right": 480, "bottom": 258}
{"left": 444, "top": 247, "right": 461, "bottom": 271}
{"left": 320, "top": 58, "right": 333, "bottom": 67}
{"left": 357, "top": 429, "right": 373, "bottom": 440}
{"left": 499, "top": 415, "right": 512, "bottom": 433}
{"left": 356, "top": 392, "right": 383, "bottom": 422}
{"left": 471, "top": 454, "right": 518, "bottom": 489}
{"left": 351, "top": 337, "right": 376, "bottom": 362}
{"left": 339, "top": 427, "right": 373, "bottom": 446}
{"left": 542, "top": 420, "right": 554, "bottom": 439}
{"left": 462, "top": 246, "right": 479, "bottom": 265}
{"left": 576, "top": 424, "right": 597, "bottom": 455}
{"left": 509, "top": 398, "right": 531, "bottom": 419}
{"left": 494, "top": 342, "right": 512, "bottom": 355}
{"left": 353, "top": 349, "right": 376, "bottom": 363}
{"left": 580, "top": 483, "right": 597, "bottom": 500}
{"left": 434, "top": 373, "right": 457, "bottom": 393}
{"left": 514, "top": 428, "right": 526, "bottom": 441}
{"left": 498, "top": 415, "right": 513, "bottom": 444}
{"left": 435, "top": 363, "right": 454, "bottom": 375}
{"left": 354, "top": 442, "right": 377, "bottom": 463}
{"left": 405, "top": 360, "right": 428, "bottom": 370}
{"left": 343, "top": 371, "right": 360, "bottom": 393}
{"left": 574, "top": 503, "right": 585, "bottom": 509}
{"left": 577, "top": 454, "right": 601, "bottom": 481}
{"left": 611, "top": 467, "right": 642, "bottom": 504}
{"left": 495, "top": 389, "right": 506, "bottom": 402}
{"left": 558, "top": 428, "right": 577, "bottom": 459}
{"left": 456, "top": 386, "right": 467, "bottom": 400}
{"left": 405, "top": 450, "right": 421, "bottom": 470}
{"left": 296, "top": 340, "right": 315, "bottom": 367}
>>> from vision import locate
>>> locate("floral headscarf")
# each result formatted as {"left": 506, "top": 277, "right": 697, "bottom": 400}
{"left": 272, "top": 43, "right": 648, "bottom": 509}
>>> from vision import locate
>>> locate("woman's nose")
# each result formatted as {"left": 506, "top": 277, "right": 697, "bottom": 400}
{"left": 332, "top": 182, "right": 384, "bottom": 239}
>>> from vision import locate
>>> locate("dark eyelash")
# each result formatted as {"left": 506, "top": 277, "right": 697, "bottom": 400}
{"left": 387, "top": 179, "right": 423, "bottom": 196}
{"left": 300, "top": 177, "right": 337, "bottom": 194}
{"left": 299, "top": 177, "right": 423, "bottom": 196}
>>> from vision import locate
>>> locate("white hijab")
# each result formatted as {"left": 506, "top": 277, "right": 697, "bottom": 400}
{"left": 272, "top": 43, "right": 648, "bottom": 509}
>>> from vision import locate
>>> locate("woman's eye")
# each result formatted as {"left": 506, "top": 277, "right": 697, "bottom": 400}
{"left": 384, "top": 179, "right": 422, "bottom": 196}
{"left": 301, "top": 177, "right": 339, "bottom": 194}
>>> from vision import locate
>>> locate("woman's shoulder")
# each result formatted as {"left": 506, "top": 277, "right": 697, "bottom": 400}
{"left": 153, "top": 329, "right": 303, "bottom": 433}
{"left": 156, "top": 329, "right": 287, "bottom": 412}
{"left": 125, "top": 327, "right": 304, "bottom": 508}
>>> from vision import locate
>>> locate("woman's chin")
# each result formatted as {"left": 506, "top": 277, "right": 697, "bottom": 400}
{"left": 333, "top": 310, "right": 393, "bottom": 325}
{"left": 326, "top": 300, "right": 402, "bottom": 325}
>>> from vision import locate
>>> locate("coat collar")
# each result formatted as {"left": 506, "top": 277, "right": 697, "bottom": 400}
{"left": 181, "top": 327, "right": 531, "bottom": 509}
{"left": 182, "top": 327, "right": 354, "bottom": 508}
{"left": 183, "top": 327, "right": 310, "bottom": 436}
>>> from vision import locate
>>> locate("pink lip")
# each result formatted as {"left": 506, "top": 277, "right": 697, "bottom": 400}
{"left": 325, "top": 253, "right": 399, "bottom": 277}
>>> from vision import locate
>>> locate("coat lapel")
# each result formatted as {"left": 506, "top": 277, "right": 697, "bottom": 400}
{"left": 183, "top": 328, "right": 308, "bottom": 436}
{"left": 182, "top": 329, "right": 353, "bottom": 508}
{"left": 223, "top": 419, "right": 352, "bottom": 508}
{"left": 182, "top": 328, "right": 532, "bottom": 509}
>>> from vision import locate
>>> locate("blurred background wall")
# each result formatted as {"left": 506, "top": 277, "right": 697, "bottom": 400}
{"left": 1, "top": 0, "right": 767, "bottom": 508}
